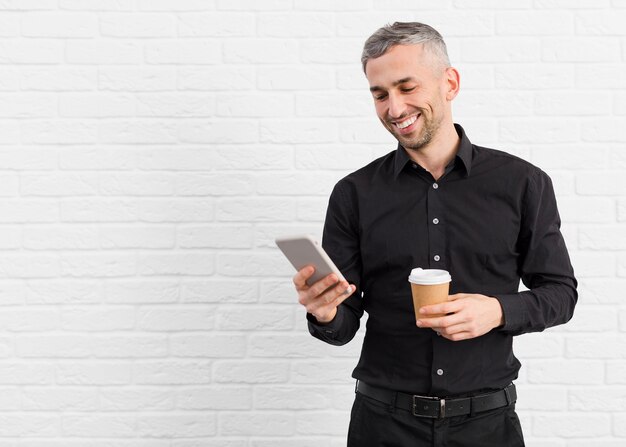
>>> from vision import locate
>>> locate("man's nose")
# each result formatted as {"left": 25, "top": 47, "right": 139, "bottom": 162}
{"left": 387, "top": 93, "right": 406, "bottom": 119}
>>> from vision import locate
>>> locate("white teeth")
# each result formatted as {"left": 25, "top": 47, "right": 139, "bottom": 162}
{"left": 396, "top": 115, "right": 417, "bottom": 129}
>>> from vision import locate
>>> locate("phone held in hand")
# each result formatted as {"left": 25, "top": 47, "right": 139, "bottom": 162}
{"left": 275, "top": 234, "right": 346, "bottom": 287}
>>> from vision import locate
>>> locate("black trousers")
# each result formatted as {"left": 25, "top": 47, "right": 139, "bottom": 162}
{"left": 347, "top": 392, "right": 525, "bottom": 447}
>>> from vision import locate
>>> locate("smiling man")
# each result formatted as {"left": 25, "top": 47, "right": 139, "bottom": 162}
{"left": 292, "top": 22, "right": 577, "bottom": 447}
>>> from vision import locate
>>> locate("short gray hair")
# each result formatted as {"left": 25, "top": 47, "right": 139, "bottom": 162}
{"left": 361, "top": 22, "right": 450, "bottom": 73}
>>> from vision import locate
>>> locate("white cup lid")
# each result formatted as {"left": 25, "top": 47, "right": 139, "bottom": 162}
{"left": 408, "top": 268, "right": 451, "bottom": 285}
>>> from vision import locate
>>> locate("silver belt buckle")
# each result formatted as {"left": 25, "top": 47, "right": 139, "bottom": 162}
{"left": 412, "top": 395, "right": 446, "bottom": 418}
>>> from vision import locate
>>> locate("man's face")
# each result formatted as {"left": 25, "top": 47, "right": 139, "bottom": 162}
{"left": 365, "top": 44, "right": 450, "bottom": 151}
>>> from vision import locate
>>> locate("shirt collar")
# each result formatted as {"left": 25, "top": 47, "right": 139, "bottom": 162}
{"left": 393, "top": 123, "right": 473, "bottom": 179}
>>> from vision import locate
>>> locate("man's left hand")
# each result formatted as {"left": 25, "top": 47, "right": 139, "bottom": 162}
{"left": 416, "top": 294, "right": 505, "bottom": 341}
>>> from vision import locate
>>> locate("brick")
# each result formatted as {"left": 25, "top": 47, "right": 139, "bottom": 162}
{"left": 61, "top": 199, "right": 138, "bottom": 223}
{"left": 98, "top": 120, "right": 177, "bottom": 144}
{"left": 100, "top": 225, "right": 175, "bottom": 249}
{"left": 181, "top": 279, "right": 257, "bottom": 304}
{"left": 295, "top": 0, "right": 368, "bottom": 9}
{"left": 137, "top": 253, "right": 215, "bottom": 276}
{"left": 527, "top": 359, "right": 604, "bottom": 384}
{"left": 296, "top": 197, "right": 329, "bottom": 222}
{"left": 536, "top": 91, "right": 611, "bottom": 116}
{"left": 217, "top": 198, "right": 295, "bottom": 222}
{"left": 0, "top": 93, "right": 56, "bottom": 117}
{"left": 21, "top": 173, "right": 98, "bottom": 196}
{"left": 562, "top": 306, "right": 618, "bottom": 333}
{"left": 565, "top": 334, "right": 625, "bottom": 358}
{"left": 138, "top": 199, "right": 215, "bottom": 223}
{"left": 296, "top": 92, "right": 371, "bottom": 118}
{"left": 178, "top": 12, "right": 255, "bottom": 36}
{"left": 250, "top": 334, "right": 337, "bottom": 358}
{"left": 535, "top": 0, "right": 609, "bottom": 7}
{"left": 213, "top": 360, "right": 290, "bottom": 384}
{"left": 56, "top": 361, "right": 131, "bottom": 385}
{"left": 136, "top": 93, "right": 214, "bottom": 117}
{"left": 218, "top": 252, "right": 293, "bottom": 277}
{"left": 170, "top": 334, "right": 246, "bottom": 358}
{"left": 134, "top": 361, "right": 211, "bottom": 384}
{"left": 21, "top": 120, "right": 97, "bottom": 144}
{"left": 531, "top": 145, "right": 608, "bottom": 170}
{"left": 533, "top": 413, "right": 610, "bottom": 437}
{"left": 0, "top": 68, "right": 18, "bottom": 89}
{"left": 258, "top": 13, "right": 333, "bottom": 37}
{"left": 0, "top": 414, "right": 60, "bottom": 437}
{"left": 618, "top": 199, "right": 626, "bottom": 222}
{"left": 339, "top": 118, "right": 400, "bottom": 144}
{"left": 461, "top": 38, "right": 540, "bottom": 62}
{"left": 292, "top": 360, "right": 356, "bottom": 384}
{"left": 515, "top": 386, "right": 566, "bottom": 411}
{"left": 178, "top": 224, "right": 253, "bottom": 248}
{"left": 23, "top": 225, "right": 99, "bottom": 249}
{"left": 575, "top": 10, "right": 626, "bottom": 35}
{"left": 0, "top": 120, "right": 20, "bottom": 144}
{"left": 513, "top": 332, "right": 563, "bottom": 358}
{"left": 136, "top": 413, "right": 216, "bottom": 437}
{"left": 137, "top": 306, "right": 215, "bottom": 331}
{"left": 558, "top": 197, "right": 615, "bottom": 223}
{"left": 217, "top": 0, "right": 290, "bottom": 10}
{"left": 616, "top": 413, "right": 626, "bottom": 437}
{"left": 496, "top": 11, "right": 573, "bottom": 35}
{"left": 452, "top": 0, "right": 532, "bottom": 7}
{"left": 296, "top": 411, "right": 349, "bottom": 436}
{"left": 138, "top": 148, "right": 213, "bottom": 171}
{"left": 63, "top": 415, "right": 135, "bottom": 437}
{"left": 217, "top": 92, "right": 293, "bottom": 117}
{"left": 456, "top": 91, "right": 533, "bottom": 117}
{"left": 100, "top": 13, "right": 175, "bottom": 37}
{"left": 569, "top": 252, "right": 616, "bottom": 278}
{"left": 260, "top": 119, "right": 337, "bottom": 144}
{"left": 0, "top": 280, "right": 26, "bottom": 305}
{"left": 581, "top": 118, "right": 626, "bottom": 143}
{"left": 542, "top": 38, "right": 619, "bottom": 62}
{"left": 219, "top": 412, "right": 294, "bottom": 436}
{"left": 569, "top": 387, "right": 626, "bottom": 411}
{"left": 580, "top": 226, "right": 626, "bottom": 250}
{"left": 66, "top": 41, "right": 142, "bottom": 64}
{"left": 60, "top": 0, "right": 134, "bottom": 10}
{"left": 138, "top": 0, "right": 214, "bottom": 10}
{"left": 21, "top": 12, "right": 96, "bottom": 37}
{"left": 300, "top": 38, "right": 362, "bottom": 64}
{"left": 256, "top": 172, "right": 338, "bottom": 196}
{"left": 23, "top": 387, "right": 99, "bottom": 410}
{"left": 99, "top": 67, "right": 175, "bottom": 91}
{"left": 105, "top": 280, "right": 178, "bottom": 304}
{"left": 607, "top": 361, "right": 626, "bottom": 384}
{"left": 178, "top": 66, "right": 255, "bottom": 91}
{"left": 0, "top": 255, "right": 60, "bottom": 278}
{"left": 0, "top": 362, "right": 54, "bottom": 384}
{"left": 255, "top": 224, "right": 322, "bottom": 249}
{"left": 217, "top": 306, "right": 295, "bottom": 331}
{"left": 576, "top": 64, "right": 626, "bottom": 89}
{"left": 224, "top": 39, "right": 298, "bottom": 64}
{"left": 99, "top": 173, "right": 175, "bottom": 196}
{"left": 254, "top": 386, "right": 330, "bottom": 410}
{"left": 495, "top": 64, "right": 574, "bottom": 89}
{"left": 0, "top": 149, "right": 56, "bottom": 170}
{"left": 59, "top": 94, "right": 135, "bottom": 118}
{"left": 176, "top": 386, "right": 251, "bottom": 410}
{"left": 26, "top": 279, "right": 102, "bottom": 304}
{"left": 212, "top": 145, "right": 293, "bottom": 170}
{"left": 0, "top": 39, "right": 62, "bottom": 64}
{"left": 176, "top": 173, "right": 254, "bottom": 196}
{"left": 61, "top": 307, "right": 134, "bottom": 331}
{"left": 93, "top": 335, "right": 169, "bottom": 358}
{"left": 59, "top": 148, "right": 136, "bottom": 170}
{"left": 0, "top": 13, "right": 18, "bottom": 36}
{"left": 60, "top": 253, "right": 136, "bottom": 277}
{"left": 178, "top": 119, "right": 258, "bottom": 144}
{"left": 257, "top": 66, "right": 335, "bottom": 90}
{"left": 577, "top": 278, "right": 626, "bottom": 304}
{"left": 0, "top": 173, "right": 17, "bottom": 196}
{"left": 577, "top": 172, "right": 626, "bottom": 195}
{"left": 145, "top": 40, "right": 220, "bottom": 64}
{"left": 499, "top": 118, "right": 580, "bottom": 144}
{"left": 99, "top": 387, "right": 174, "bottom": 411}
{"left": 17, "top": 335, "right": 91, "bottom": 358}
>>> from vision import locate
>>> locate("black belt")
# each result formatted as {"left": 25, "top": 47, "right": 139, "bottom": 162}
{"left": 356, "top": 381, "right": 516, "bottom": 419}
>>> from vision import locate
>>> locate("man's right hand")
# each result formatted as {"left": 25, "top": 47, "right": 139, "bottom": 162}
{"left": 293, "top": 265, "right": 356, "bottom": 323}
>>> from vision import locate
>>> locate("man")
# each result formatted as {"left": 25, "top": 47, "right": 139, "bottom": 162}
{"left": 292, "top": 22, "right": 577, "bottom": 446}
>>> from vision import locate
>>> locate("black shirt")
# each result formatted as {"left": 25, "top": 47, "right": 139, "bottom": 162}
{"left": 307, "top": 124, "right": 577, "bottom": 397}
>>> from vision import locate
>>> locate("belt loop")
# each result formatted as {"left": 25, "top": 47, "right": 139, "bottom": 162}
{"left": 504, "top": 384, "right": 511, "bottom": 405}
{"left": 355, "top": 379, "right": 359, "bottom": 394}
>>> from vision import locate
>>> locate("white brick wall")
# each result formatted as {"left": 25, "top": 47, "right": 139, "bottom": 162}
{"left": 0, "top": 1, "right": 624, "bottom": 445}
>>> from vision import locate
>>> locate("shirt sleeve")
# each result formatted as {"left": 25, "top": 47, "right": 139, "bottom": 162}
{"left": 306, "top": 179, "right": 364, "bottom": 346}
{"left": 494, "top": 169, "right": 578, "bottom": 335}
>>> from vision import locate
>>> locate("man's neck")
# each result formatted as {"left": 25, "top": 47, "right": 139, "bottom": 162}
{"left": 405, "top": 124, "right": 460, "bottom": 181}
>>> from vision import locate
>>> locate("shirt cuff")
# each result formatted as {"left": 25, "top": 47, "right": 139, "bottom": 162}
{"left": 306, "top": 305, "right": 345, "bottom": 339}
{"left": 493, "top": 292, "right": 528, "bottom": 333}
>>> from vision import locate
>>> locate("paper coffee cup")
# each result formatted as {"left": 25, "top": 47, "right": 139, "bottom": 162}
{"left": 408, "top": 268, "right": 451, "bottom": 320}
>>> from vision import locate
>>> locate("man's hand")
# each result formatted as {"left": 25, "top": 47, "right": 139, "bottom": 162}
{"left": 293, "top": 265, "right": 355, "bottom": 323}
{"left": 416, "top": 293, "right": 505, "bottom": 341}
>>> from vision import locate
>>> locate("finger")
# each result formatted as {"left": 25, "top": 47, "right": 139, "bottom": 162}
{"left": 307, "top": 283, "right": 355, "bottom": 315}
{"left": 417, "top": 312, "right": 466, "bottom": 329}
{"left": 419, "top": 300, "right": 463, "bottom": 317}
{"left": 293, "top": 265, "right": 315, "bottom": 289}
{"left": 447, "top": 293, "right": 468, "bottom": 302}
{"left": 309, "top": 273, "right": 340, "bottom": 298}
{"left": 439, "top": 331, "right": 473, "bottom": 342}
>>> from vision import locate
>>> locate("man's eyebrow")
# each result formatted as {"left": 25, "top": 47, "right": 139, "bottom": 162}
{"left": 369, "top": 77, "right": 417, "bottom": 92}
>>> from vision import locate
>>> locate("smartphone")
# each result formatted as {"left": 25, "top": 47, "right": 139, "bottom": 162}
{"left": 275, "top": 234, "right": 346, "bottom": 287}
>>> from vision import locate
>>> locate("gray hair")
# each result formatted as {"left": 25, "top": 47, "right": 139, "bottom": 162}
{"left": 361, "top": 22, "right": 450, "bottom": 73}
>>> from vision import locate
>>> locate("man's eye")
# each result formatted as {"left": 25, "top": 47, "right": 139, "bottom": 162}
{"left": 401, "top": 87, "right": 415, "bottom": 93}
{"left": 375, "top": 94, "right": 387, "bottom": 101}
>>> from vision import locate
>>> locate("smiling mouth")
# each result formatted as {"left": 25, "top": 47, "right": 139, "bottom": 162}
{"left": 393, "top": 114, "right": 420, "bottom": 131}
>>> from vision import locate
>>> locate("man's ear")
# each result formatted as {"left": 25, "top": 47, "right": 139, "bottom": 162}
{"left": 444, "top": 67, "right": 460, "bottom": 101}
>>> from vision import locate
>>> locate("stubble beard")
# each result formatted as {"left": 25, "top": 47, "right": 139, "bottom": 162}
{"left": 392, "top": 111, "right": 443, "bottom": 152}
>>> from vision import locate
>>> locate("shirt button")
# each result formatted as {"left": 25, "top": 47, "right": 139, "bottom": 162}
{"left": 437, "top": 369, "right": 444, "bottom": 376}
{"left": 412, "top": 163, "right": 418, "bottom": 169}
{"left": 433, "top": 218, "right": 439, "bottom": 225}
{"left": 433, "top": 183, "right": 439, "bottom": 189}
{"left": 434, "top": 255, "right": 440, "bottom": 261}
